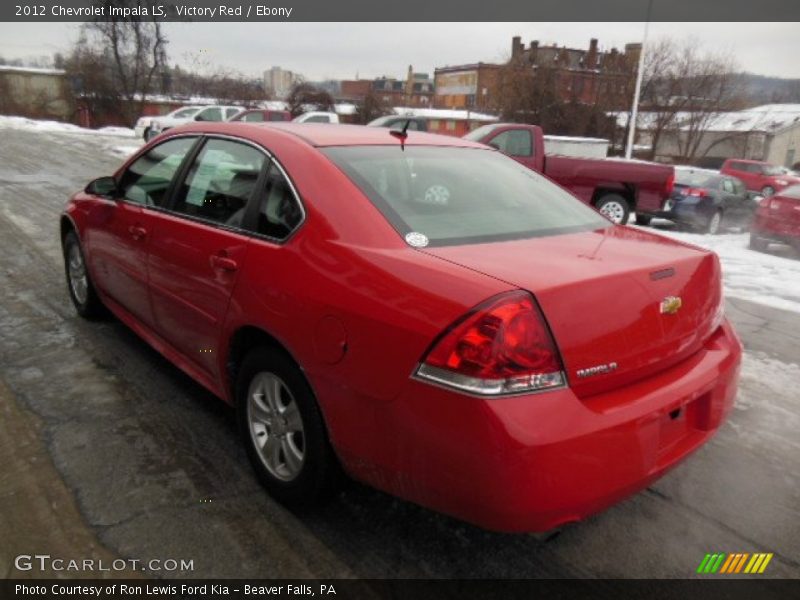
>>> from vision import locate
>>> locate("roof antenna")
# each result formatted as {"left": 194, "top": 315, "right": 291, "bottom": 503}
{"left": 389, "top": 118, "right": 412, "bottom": 151}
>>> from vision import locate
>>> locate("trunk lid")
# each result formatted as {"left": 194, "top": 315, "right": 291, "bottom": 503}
{"left": 422, "top": 226, "right": 723, "bottom": 398}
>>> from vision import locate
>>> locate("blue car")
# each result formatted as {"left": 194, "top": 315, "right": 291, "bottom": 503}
{"left": 655, "top": 167, "right": 756, "bottom": 234}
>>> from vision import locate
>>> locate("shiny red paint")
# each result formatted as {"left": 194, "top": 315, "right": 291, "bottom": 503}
{"left": 751, "top": 186, "right": 800, "bottom": 248}
{"left": 62, "top": 122, "right": 742, "bottom": 532}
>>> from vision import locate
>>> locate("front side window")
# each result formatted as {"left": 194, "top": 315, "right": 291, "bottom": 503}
{"left": 722, "top": 179, "right": 735, "bottom": 193}
{"left": 489, "top": 129, "right": 533, "bottom": 157}
{"left": 117, "top": 137, "right": 196, "bottom": 207}
{"left": 269, "top": 112, "right": 290, "bottom": 122}
{"left": 323, "top": 146, "right": 608, "bottom": 246}
{"left": 172, "top": 139, "right": 266, "bottom": 227}
{"left": 254, "top": 164, "right": 304, "bottom": 240}
{"left": 225, "top": 108, "right": 241, "bottom": 119}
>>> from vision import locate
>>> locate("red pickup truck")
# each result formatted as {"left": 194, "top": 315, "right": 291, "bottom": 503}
{"left": 465, "top": 123, "right": 675, "bottom": 224}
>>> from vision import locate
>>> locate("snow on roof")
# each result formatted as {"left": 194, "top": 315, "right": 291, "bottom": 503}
{"left": 390, "top": 106, "right": 498, "bottom": 121}
{"left": 0, "top": 65, "right": 66, "bottom": 76}
{"left": 611, "top": 104, "right": 800, "bottom": 134}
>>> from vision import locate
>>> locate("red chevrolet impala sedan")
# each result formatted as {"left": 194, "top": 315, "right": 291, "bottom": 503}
{"left": 60, "top": 123, "right": 742, "bottom": 532}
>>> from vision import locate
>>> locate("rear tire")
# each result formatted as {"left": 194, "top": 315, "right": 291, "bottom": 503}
{"left": 634, "top": 214, "right": 652, "bottom": 226}
{"left": 596, "top": 194, "right": 631, "bottom": 225}
{"left": 749, "top": 231, "right": 768, "bottom": 252}
{"left": 236, "top": 347, "right": 341, "bottom": 507}
{"left": 62, "top": 230, "right": 105, "bottom": 319}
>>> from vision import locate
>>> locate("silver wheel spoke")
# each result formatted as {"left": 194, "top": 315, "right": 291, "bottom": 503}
{"left": 246, "top": 371, "right": 306, "bottom": 482}
{"left": 282, "top": 437, "right": 303, "bottom": 475}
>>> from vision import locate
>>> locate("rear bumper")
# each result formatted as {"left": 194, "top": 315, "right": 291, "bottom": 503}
{"left": 332, "top": 320, "right": 742, "bottom": 532}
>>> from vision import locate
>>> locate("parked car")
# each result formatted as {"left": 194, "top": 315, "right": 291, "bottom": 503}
{"left": 367, "top": 115, "right": 429, "bottom": 132}
{"left": 465, "top": 123, "right": 675, "bottom": 225}
{"left": 653, "top": 167, "right": 755, "bottom": 234}
{"left": 750, "top": 183, "right": 800, "bottom": 252}
{"left": 134, "top": 106, "right": 202, "bottom": 141}
{"left": 148, "top": 105, "right": 242, "bottom": 139}
{"left": 720, "top": 158, "right": 800, "bottom": 197}
{"left": 293, "top": 111, "right": 340, "bottom": 124}
{"left": 229, "top": 108, "right": 292, "bottom": 123}
{"left": 61, "top": 123, "right": 741, "bottom": 532}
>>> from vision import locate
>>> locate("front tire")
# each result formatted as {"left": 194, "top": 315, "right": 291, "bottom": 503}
{"left": 596, "top": 194, "right": 631, "bottom": 225}
{"left": 761, "top": 186, "right": 775, "bottom": 197}
{"left": 236, "top": 347, "right": 340, "bottom": 506}
{"left": 749, "top": 231, "right": 768, "bottom": 251}
{"left": 63, "top": 230, "right": 105, "bottom": 319}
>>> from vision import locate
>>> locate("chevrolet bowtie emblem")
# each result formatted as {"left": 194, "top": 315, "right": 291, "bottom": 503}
{"left": 660, "top": 296, "right": 682, "bottom": 315}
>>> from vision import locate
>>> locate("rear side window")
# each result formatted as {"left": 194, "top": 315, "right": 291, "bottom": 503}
{"left": 254, "top": 164, "right": 304, "bottom": 240}
{"left": 242, "top": 112, "right": 265, "bottom": 122}
{"left": 117, "top": 137, "right": 196, "bottom": 207}
{"left": 269, "top": 112, "right": 290, "bottom": 121}
{"left": 323, "top": 146, "right": 608, "bottom": 246}
{"left": 225, "top": 108, "right": 241, "bottom": 119}
{"left": 489, "top": 129, "right": 533, "bottom": 157}
{"left": 304, "top": 115, "right": 330, "bottom": 123}
{"left": 721, "top": 179, "right": 735, "bottom": 193}
{"left": 172, "top": 139, "right": 266, "bottom": 227}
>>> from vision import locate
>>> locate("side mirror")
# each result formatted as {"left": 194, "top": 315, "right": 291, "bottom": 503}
{"left": 85, "top": 176, "right": 118, "bottom": 197}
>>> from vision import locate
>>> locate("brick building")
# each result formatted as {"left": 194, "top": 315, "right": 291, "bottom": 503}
{"left": 340, "top": 67, "right": 434, "bottom": 107}
{"left": 508, "top": 36, "right": 639, "bottom": 110}
{"left": 433, "top": 63, "right": 502, "bottom": 110}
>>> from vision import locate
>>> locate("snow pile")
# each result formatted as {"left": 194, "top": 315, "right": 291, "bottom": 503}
{"left": 638, "top": 225, "right": 800, "bottom": 314}
{"left": 0, "top": 116, "right": 134, "bottom": 138}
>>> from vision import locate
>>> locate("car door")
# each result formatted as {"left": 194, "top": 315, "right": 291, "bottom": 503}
{"left": 484, "top": 128, "right": 536, "bottom": 170}
{"left": 146, "top": 137, "right": 267, "bottom": 377}
{"left": 87, "top": 137, "right": 197, "bottom": 326}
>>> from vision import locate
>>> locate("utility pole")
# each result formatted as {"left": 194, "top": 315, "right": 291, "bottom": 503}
{"left": 625, "top": 0, "right": 654, "bottom": 160}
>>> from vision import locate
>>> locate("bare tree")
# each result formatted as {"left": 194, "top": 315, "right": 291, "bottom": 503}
{"left": 355, "top": 89, "right": 391, "bottom": 124}
{"left": 633, "top": 37, "right": 743, "bottom": 161}
{"left": 72, "top": 0, "right": 168, "bottom": 125}
{"left": 286, "top": 82, "right": 334, "bottom": 117}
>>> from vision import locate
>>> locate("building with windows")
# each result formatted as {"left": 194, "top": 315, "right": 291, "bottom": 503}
{"left": 263, "top": 66, "right": 299, "bottom": 99}
{"left": 433, "top": 63, "right": 501, "bottom": 110}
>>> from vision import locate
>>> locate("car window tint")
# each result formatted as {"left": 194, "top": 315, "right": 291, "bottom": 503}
{"left": 733, "top": 179, "right": 745, "bottom": 195}
{"left": 255, "top": 163, "right": 304, "bottom": 240}
{"left": 172, "top": 139, "right": 266, "bottom": 227}
{"left": 196, "top": 107, "right": 223, "bottom": 121}
{"left": 304, "top": 115, "right": 330, "bottom": 123}
{"left": 490, "top": 130, "right": 533, "bottom": 157}
{"left": 323, "top": 146, "right": 608, "bottom": 246}
{"left": 268, "top": 112, "right": 289, "bottom": 121}
{"left": 117, "top": 137, "right": 196, "bottom": 207}
{"left": 243, "top": 112, "right": 265, "bottom": 122}
{"left": 225, "top": 108, "right": 240, "bottom": 119}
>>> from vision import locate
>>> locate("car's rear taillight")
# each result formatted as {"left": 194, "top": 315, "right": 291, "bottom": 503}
{"left": 664, "top": 170, "right": 675, "bottom": 197}
{"left": 686, "top": 187, "right": 709, "bottom": 198}
{"left": 415, "top": 291, "right": 566, "bottom": 396}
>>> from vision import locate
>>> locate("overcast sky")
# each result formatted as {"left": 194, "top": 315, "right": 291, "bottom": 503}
{"left": 1, "top": 22, "right": 798, "bottom": 81}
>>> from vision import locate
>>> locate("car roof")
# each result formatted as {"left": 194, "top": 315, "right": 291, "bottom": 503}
{"left": 227, "top": 123, "right": 490, "bottom": 148}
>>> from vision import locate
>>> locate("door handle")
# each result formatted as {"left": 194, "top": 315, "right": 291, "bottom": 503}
{"left": 128, "top": 225, "right": 147, "bottom": 241}
{"left": 210, "top": 254, "right": 238, "bottom": 272}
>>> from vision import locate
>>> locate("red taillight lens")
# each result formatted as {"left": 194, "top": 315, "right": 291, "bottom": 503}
{"left": 665, "top": 170, "right": 675, "bottom": 197}
{"left": 416, "top": 291, "right": 565, "bottom": 395}
{"left": 686, "top": 187, "right": 709, "bottom": 198}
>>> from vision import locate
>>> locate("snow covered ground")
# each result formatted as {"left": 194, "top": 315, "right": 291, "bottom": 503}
{"left": 0, "top": 115, "right": 141, "bottom": 159}
{"left": 635, "top": 221, "right": 800, "bottom": 315}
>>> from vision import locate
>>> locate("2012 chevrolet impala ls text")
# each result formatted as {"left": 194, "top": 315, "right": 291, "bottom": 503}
{"left": 60, "top": 123, "right": 742, "bottom": 532}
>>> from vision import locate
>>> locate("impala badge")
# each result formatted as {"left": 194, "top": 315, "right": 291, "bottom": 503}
{"left": 660, "top": 296, "right": 683, "bottom": 315}
{"left": 576, "top": 362, "right": 618, "bottom": 378}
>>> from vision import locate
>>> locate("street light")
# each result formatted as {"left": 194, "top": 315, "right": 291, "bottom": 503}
{"left": 625, "top": 0, "right": 654, "bottom": 160}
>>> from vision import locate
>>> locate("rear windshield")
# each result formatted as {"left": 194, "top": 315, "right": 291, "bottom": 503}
{"left": 322, "top": 146, "right": 609, "bottom": 246}
{"left": 675, "top": 169, "right": 716, "bottom": 187}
